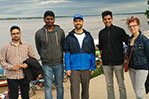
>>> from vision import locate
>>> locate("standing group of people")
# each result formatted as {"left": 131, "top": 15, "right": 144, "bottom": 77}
{"left": 0, "top": 10, "right": 148, "bottom": 99}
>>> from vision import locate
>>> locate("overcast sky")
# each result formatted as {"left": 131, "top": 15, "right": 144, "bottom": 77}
{"left": 0, "top": 0, "right": 147, "bottom": 18}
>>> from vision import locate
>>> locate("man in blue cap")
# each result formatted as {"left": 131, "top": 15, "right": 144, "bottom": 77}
{"left": 64, "top": 14, "right": 96, "bottom": 99}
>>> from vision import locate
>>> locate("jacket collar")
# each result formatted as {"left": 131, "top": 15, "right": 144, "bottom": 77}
{"left": 69, "top": 29, "right": 90, "bottom": 36}
{"left": 130, "top": 31, "right": 142, "bottom": 41}
{"left": 43, "top": 25, "right": 60, "bottom": 32}
{"left": 105, "top": 24, "right": 113, "bottom": 29}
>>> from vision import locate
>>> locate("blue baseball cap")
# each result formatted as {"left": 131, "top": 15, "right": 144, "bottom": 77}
{"left": 73, "top": 14, "right": 83, "bottom": 21}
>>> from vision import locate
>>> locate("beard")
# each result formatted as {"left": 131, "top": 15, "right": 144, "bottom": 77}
{"left": 75, "top": 24, "right": 83, "bottom": 30}
{"left": 12, "top": 38, "right": 20, "bottom": 41}
{"left": 46, "top": 23, "right": 54, "bottom": 28}
{"left": 46, "top": 24, "right": 53, "bottom": 27}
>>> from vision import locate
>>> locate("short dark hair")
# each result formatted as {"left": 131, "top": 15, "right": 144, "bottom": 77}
{"left": 44, "top": 11, "right": 55, "bottom": 19}
{"left": 102, "top": 10, "right": 113, "bottom": 19}
{"left": 10, "top": 26, "right": 21, "bottom": 32}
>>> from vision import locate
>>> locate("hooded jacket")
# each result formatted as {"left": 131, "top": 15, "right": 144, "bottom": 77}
{"left": 64, "top": 29, "right": 95, "bottom": 71}
{"left": 35, "top": 25, "right": 65, "bottom": 66}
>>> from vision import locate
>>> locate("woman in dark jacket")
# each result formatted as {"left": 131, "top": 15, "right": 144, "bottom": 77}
{"left": 126, "top": 16, "right": 149, "bottom": 99}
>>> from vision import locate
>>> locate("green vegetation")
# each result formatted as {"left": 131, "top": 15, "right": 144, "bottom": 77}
{"left": 0, "top": 17, "right": 42, "bottom": 20}
{"left": 90, "top": 66, "right": 104, "bottom": 79}
{"left": 0, "top": 16, "right": 72, "bottom": 20}
{"left": 145, "top": 0, "right": 149, "bottom": 24}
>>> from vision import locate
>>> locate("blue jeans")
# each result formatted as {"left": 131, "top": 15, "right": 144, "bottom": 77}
{"left": 42, "top": 64, "right": 64, "bottom": 99}
{"left": 103, "top": 65, "right": 127, "bottom": 99}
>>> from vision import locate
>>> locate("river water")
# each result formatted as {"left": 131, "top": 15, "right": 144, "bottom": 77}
{"left": 0, "top": 14, "right": 148, "bottom": 92}
{"left": 0, "top": 14, "right": 148, "bottom": 58}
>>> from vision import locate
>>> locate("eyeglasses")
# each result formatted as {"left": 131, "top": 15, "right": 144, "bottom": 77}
{"left": 103, "top": 18, "right": 112, "bottom": 21}
{"left": 12, "top": 32, "right": 20, "bottom": 35}
{"left": 128, "top": 25, "right": 138, "bottom": 29}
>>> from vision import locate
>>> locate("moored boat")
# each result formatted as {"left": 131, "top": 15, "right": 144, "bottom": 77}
{"left": 0, "top": 78, "right": 7, "bottom": 87}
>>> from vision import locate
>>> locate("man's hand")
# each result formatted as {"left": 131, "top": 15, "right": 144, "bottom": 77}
{"left": 21, "top": 63, "right": 28, "bottom": 69}
{"left": 90, "top": 70, "right": 94, "bottom": 75}
{"left": 37, "top": 74, "right": 43, "bottom": 80}
{"left": 12, "top": 64, "right": 21, "bottom": 71}
{"left": 66, "top": 70, "right": 71, "bottom": 76}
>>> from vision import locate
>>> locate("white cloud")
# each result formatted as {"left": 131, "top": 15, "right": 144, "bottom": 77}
{"left": 99, "top": 1, "right": 147, "bottom": 13}
{"left": 0, "top": 0, "right": 147, "bottom": 18}
{"left": 40, "top": 0, "right": 69, "bottom": 5}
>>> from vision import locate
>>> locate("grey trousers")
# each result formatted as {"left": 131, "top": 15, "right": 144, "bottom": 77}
{"left": 129, "top": 68, "right": 148, "bottom": 99}
{"left": 70, "top": 70, "right": 90, "bottom": 99}
{"left": 103, "top": 65, "right": 127, "bottom": 99}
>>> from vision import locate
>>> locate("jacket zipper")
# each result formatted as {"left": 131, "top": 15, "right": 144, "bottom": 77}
{"left": 108, "top": 28, "right": 111, "bottom": 65}
{"left": 72, "top": 33, "right": 88, "bottom": 68}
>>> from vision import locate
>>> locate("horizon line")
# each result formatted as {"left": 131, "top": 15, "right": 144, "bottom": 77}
{"left": 0, "top": 12, "right": 145, "bottom": 20}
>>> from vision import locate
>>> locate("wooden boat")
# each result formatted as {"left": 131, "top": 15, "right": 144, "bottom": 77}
{"left": 0, "top": 78, "right": 7, "bottom": 87}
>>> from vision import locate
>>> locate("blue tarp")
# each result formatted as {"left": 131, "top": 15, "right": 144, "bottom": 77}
{"left": 0, "top": 68, "right": 4, "bottom": 74}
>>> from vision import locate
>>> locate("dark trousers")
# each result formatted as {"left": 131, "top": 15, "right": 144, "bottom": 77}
{"left": 7, "top": 79, "right": 29, "bottom": 99}
{"left": 145, "top": 72, "right": 149, "bottom": 94}
{"left": 70, "top": 70, "right": 90, "bottom": 99}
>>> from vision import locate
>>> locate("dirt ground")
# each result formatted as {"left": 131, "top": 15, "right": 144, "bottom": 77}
{"left": 1, "top": 73, "right": 149, "bottom": 99}
{"left": 30, "top": 73, "right": 149, "bottom": 99}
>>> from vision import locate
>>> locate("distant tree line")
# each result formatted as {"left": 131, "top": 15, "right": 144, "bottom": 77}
{"left": 145, "top": 0, "right": 149, "bottom": 24}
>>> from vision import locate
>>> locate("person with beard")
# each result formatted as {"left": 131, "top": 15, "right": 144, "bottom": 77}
{"left": 35, "top": 11, "right": 65, "bottom": 99}
{"left": 64, "top": 14, "right": 95, "bottom": 99}
{"left": 98, "top": 10, "right": 129, "bottom": 99}
{"left": 0, "top": 26, "right": 35, "bottom": 99}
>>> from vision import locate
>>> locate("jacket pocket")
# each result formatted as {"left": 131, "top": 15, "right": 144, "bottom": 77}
{"left": 134, "top": 44, "right": 148, "bottom": 65}
{"left": 40, "top": 49, "right": 48, "bottom": 60}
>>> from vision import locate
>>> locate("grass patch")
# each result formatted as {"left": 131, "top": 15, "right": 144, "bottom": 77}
{"left": 90, "top": 66, "right": 103, "bottom": 79}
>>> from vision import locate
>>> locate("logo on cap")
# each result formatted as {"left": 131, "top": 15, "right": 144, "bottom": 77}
{"left": 73, "top": 14, "right": 83, "bottom": 20}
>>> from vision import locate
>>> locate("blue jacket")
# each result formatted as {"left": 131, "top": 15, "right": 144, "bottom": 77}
{"left": 64, "top": 29, "right": 95, "bottom": 71}
{"left": 128, "top": 32, "right": 149, "bottom": 70}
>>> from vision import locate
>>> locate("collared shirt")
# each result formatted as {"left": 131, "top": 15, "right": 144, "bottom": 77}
{"left": 0, "top": 41, "right": 35, "bottom": 79}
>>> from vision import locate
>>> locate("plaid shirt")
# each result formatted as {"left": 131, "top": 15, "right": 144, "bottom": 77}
{"left": 0, "top": 41, "right": 35, "bottom": 79}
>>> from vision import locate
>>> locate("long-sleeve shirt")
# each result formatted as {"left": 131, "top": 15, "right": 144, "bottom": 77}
{"left": 98, "top": 24, "right": 129, "bottom": 65}
{"left": 0, "top": 41, "right": 35, "bottom": 79}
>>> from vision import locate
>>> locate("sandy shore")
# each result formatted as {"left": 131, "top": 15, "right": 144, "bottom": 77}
{"left": 30, "top": 72, "right": 149, "bottom": 99}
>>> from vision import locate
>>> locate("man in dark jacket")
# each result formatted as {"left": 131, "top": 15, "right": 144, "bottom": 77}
{"left": 35, "top": 11, "right": 65, "bottom": 99}
{"left": 98, "top": 10, "right": 129, "bottom": 99}
{"left": 64, "top": 14, "right": 95, "bottom": 99}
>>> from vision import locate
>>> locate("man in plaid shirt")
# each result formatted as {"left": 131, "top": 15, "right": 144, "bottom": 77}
{"left": 0, "top": 26, "right": 35, "bottom": 99}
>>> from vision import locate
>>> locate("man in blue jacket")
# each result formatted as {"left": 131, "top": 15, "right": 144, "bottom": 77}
{"left": 64, "top": 14, "right": 95, "bottom": 99}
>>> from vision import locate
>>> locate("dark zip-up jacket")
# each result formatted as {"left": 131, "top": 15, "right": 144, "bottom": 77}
{"left": 23, "top": 57, "right": 44, "bottom": 83}
{"left": 35, "top": 25, "right": 65, "bottom": 66}
{"left": 64, "top": 29, "right": 95, "bottom": 71}
{"left": 98, "top": 24, "right": 129, "bottom": 65}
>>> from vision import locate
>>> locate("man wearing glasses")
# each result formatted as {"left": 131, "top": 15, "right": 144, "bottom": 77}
{"left": 98, "top": 10, "right": 129, "bottom": 99}
{"left": 0, "top": 26, "right": 35, "bottom": 99}
{"left": 35, "top": 11, "right": 65, "bottom": 99}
